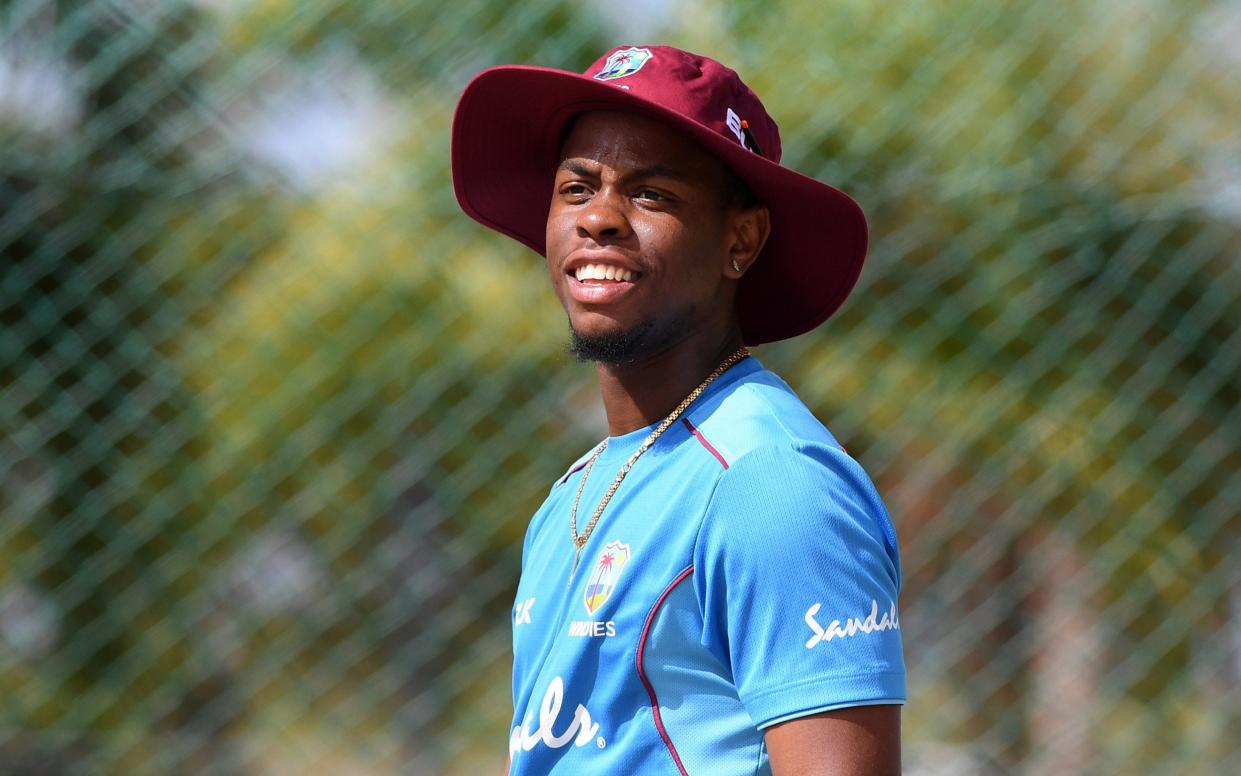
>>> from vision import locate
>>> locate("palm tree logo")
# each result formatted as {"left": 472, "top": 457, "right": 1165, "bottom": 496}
{"left": 594, "top": 47, "right": 653, "bottom": 81}
{"left": 583, "top": 540, "right": 632, "bottom": 614}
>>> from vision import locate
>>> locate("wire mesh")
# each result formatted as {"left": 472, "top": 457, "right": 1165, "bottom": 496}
{"left": 2, "top": 0, "right": 1239, "bottom": 773}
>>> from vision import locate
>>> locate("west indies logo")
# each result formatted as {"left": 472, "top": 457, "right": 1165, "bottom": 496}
{"left": 593, "top": 47, "right": 653, "bottom": 81}
{"left": 583, "top": 540, "right": 631, "bottom": 615}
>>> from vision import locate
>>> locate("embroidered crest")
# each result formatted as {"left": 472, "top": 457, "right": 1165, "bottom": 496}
{"left": 583, "top": 540, "right": 631, "bottom": 614}
{"left": 593, "top": 47, "right": 653, "bottom": 81}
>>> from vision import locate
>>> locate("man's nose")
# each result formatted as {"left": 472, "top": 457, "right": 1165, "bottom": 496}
{"left": 576, "top": 188, "right": 631, "bottom": 242}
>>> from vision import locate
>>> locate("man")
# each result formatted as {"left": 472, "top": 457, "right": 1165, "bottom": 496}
{"left": 452, "top": 45, "right": 904, "bottom": 775}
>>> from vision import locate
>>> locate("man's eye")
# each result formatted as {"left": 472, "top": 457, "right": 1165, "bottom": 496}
{"left": 636, "top": 189, "right": 666, "bottom": 201}
{"left": 561, "top": 183, "right": 590, "bottom": 197}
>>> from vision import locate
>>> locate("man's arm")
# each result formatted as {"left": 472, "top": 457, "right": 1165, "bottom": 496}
{"left": 764, "top": 705, "right": 901, "bottom": 776}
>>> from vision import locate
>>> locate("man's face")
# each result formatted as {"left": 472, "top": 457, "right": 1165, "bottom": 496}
{"left": 546, "top": 111, "right": 744, "bottom": 363}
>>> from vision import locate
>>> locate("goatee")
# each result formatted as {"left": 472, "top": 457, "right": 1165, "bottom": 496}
{"left": 568, "top": 319, "right": 656, "bottom": 365}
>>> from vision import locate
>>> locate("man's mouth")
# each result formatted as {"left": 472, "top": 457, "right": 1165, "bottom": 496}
{"left": 573, "top": 263, "right": 639, "bottom": 283}
{"left": 564, "top": 260, "right": 642, "bottom": 305}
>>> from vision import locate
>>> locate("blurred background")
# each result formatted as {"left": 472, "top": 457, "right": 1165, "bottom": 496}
{"left": 2, "top": 0, "right": 1239, "bottom": 773}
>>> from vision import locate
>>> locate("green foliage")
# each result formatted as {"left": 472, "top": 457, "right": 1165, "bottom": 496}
{"left": 2, "top": 0, "right": 1238, "bottom": 772}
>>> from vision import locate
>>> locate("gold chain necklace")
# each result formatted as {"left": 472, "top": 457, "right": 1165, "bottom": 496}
{"left": 569, "top": 347, "right": 750, "bottom": 581}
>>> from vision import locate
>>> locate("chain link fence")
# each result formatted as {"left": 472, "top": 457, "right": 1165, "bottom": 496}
{"left": 2, "top": 0, "right": 1239, "bottom": 773}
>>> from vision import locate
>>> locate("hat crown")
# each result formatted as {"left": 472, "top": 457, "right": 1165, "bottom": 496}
{"left": 583, "top": 45, "right": 782, "bottom": 164}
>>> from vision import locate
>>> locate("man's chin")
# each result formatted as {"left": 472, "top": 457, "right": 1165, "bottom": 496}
{"left": 568, "top": 319, "right": 657, "bottom": 365}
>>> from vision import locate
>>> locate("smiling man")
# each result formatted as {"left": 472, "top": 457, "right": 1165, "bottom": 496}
{"left": 452, "top": 45, "right": 905, "bottom": 775}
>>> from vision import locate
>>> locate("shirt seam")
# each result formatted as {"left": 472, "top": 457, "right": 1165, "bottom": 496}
{"left": 758, "top": 697, "right": 907, "bottom": 731}
{"left": 635, "top": 565, "right": 696, "bottom": 776}
{"left": 743, "top": 670, "right": 907, "bottom": 704}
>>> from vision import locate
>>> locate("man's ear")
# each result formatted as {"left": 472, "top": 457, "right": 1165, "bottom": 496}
{"left": 724, "top": 205, "right": 771, "bottom": 278}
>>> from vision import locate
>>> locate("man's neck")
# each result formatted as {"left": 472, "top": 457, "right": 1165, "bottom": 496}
{"left": 594, "top": 330, "right": 746, "bottom": 437}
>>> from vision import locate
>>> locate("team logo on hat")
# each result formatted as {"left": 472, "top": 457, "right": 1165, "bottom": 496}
{"left": 593, "top": 47, "right": 653, "bottom": 81}
{"left": 583, "top": 540, "right": 631, "bottom": 614}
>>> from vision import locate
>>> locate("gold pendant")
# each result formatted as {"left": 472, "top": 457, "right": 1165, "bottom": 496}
{"left": 569, "top": 545, "right": 583, "bottom": 586}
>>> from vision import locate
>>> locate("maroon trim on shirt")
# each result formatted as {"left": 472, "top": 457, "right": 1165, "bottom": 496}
{"left": 682, "top": 417, "right": 729, "bottom": 469}
{"left": 557, "top": 457, "right": 590, "bottom": 486}
{"left": 636, "top": 565, "right": 695, "bottom": 776}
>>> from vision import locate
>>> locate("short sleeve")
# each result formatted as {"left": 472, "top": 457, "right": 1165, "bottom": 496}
{"left": 692, "top": 443, "right": 906, "bottom": 729}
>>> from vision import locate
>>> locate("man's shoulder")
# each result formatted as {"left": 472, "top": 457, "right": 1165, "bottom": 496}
{"left": 684, "top": 365, "right": 844, "bottom": 469}
{"left": 688, "top": 369, "right": 900, "bottom": 589}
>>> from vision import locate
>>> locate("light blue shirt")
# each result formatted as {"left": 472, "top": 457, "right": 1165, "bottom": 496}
{"left": 509, "top": 357, "right": 905, "bottom": 775}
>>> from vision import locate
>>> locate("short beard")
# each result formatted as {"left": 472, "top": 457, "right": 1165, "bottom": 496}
{"left": 569, "top": 319, "right": 657, "bottom": 365}
{"left": 567, "top": 307, "right": 698, "bottom": 365}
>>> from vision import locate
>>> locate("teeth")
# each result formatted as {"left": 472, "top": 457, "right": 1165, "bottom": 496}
{"left": 574, "top": 263, "right": 636, "bottom": 282}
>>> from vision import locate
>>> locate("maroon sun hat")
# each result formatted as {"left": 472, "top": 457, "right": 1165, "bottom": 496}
{"left": 450, "top": 45, "right": 867, "bottom": 345}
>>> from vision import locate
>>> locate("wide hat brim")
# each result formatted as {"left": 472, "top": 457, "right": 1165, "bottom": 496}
{"left": 451, "top": 65, "right": 867, "bottom": 345}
